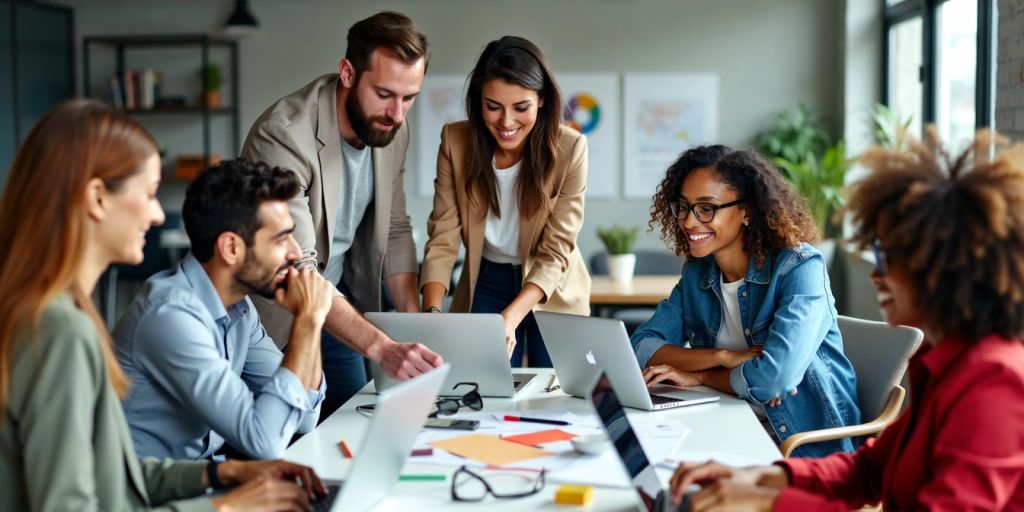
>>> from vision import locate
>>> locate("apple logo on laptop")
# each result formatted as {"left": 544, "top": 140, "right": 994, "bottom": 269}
{"left": 585, "top": 350, "right": 596, "bottom": 365}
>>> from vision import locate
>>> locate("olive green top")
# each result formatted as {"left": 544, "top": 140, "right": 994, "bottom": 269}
{"left": 0, "top": 293, "right": 215, "bottom": 511}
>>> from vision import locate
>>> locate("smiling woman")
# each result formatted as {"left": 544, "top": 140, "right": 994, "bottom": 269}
{"left": 419, "top": 36, "right": 592, "bottom": 369}
{"left": 629, "top": 145, "right": 861, "bottom": 458}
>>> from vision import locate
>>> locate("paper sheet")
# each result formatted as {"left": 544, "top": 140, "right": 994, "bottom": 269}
{"left": 502, "top": 429, "right": 577, "bottom": 446}
{"left": 429, "top": 434, "right": 552, "bottom": 466}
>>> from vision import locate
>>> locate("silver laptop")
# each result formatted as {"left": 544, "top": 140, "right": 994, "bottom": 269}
{"left": 315, "top": 364, "right": 451, "bottom": 512}
{"left": 536, "top": 311, "right": 719, "bottom": 410}
{"left": 589, "top": 372, "right": 690, "bottom": 512}
{"left": 366, "top": 312, "right": 536, "bottom": 397}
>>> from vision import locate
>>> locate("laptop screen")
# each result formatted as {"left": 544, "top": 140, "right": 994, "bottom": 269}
{"left": 589, "top": 372, "right": 665, "bottom": 511}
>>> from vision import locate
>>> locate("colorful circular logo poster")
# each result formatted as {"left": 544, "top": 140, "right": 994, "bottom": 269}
{"left": 563, "top": 92, "right": 601, "bottom": 134}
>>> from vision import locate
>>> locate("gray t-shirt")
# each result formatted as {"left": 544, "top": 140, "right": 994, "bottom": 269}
{"left": 323, "top": 139, "right": 374, "bottom": 284}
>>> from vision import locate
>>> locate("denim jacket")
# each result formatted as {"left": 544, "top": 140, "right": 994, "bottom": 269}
{"left": 630, "top": 243, "right": 861, "bottom": 458}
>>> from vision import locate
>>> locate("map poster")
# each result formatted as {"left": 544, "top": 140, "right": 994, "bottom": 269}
{"left": 623, "top": 73, "right": 718, "bottom": 199}
{"left": 557, "top": 73, "right": 620, "bottom": 198}
{"left": 415, "top": 74, "right": 468, "bottom": 197}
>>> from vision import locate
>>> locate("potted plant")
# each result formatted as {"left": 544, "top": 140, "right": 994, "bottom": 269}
{"left": 197, "top": 64, "right": 223, "bottom": 108}
{"left": 597, "top": 225, "right": 640, "bottom": 283}
{"left": 772, "top": 142, "right": 849, "bottom": 239}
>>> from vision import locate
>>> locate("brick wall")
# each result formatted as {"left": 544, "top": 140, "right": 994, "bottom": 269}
{"left": 998, "top": 0, "right": 1024, "bottom": 138}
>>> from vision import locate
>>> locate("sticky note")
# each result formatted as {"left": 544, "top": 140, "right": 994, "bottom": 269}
{"left": 429, "top": 434, "right": 551, "bottom": 466}
{"left": 503, "top": 428, "right": 577, "bottom": 446}
{"left": 555, "top": 484, "right": 593, "bottom": 505}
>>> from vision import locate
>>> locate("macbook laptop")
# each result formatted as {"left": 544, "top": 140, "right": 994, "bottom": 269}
{"left": 314, "top": 363, "right": 451, "bottom": 511}
{"left": 536, "top": 311, "right": 719, "bottom": 410}
{"left": 589, "top": 372, "right": 689, "bottom": 512}
{"left": 366, "top": 312, "right": 536, "bottom": 397}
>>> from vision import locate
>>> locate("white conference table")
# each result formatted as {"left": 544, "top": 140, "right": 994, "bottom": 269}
{"left": 285, "top": 369, "right": 781, "bottom": 511}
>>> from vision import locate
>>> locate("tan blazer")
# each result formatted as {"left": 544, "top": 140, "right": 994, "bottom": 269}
{"left": 242, "top": 74, "right": 418, "bottom": 345}
{"left": 420, "top": 121, "right": 591, "bottom": 315}
{"left": 0, "top": 294, "right": 212, "bottom": 512}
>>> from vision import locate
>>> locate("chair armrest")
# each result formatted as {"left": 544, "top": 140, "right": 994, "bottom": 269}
{"left": 780, "top": 385, "right": 906, "bottom": 457}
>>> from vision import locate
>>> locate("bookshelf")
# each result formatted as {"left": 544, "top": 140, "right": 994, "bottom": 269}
{"left": 82, "top": 33, "right": 240, "bottom": 171}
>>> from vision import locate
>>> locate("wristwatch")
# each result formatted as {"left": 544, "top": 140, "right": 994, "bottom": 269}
{"left": 423, "top": 306, "right": 441, "bottom": 313}
{"left": 206, "top": 460, "right": 226, "bottom": 490}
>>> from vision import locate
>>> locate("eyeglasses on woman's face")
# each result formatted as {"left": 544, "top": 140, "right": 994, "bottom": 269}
{"left": 872, "top": 239, "right": 898, "bottom": 277}
{"left": 670, "top": 199, "right": 745, "bottom": 224}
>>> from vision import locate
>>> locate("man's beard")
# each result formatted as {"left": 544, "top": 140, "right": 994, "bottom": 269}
{"left": 236, "top": 250, "right": 287, "bottom": 299}
{"left": 346, "top": 87, "right": 401, "bottom": 147}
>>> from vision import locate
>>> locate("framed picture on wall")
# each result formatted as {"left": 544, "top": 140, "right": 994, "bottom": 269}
{"left": 415, "top": 74, "right": 468, "bottom": 197}
{"left": 557, "top": 72, "right": 620, "bottom": 198}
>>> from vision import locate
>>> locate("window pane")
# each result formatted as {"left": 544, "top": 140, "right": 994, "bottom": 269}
{"left": 937, "top": 0, "right": 977, "bottom": 151}
{"left": 888, "top": 16, "right": 923, "bottom": 138}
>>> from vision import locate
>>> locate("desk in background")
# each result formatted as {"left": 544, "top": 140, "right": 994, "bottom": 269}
{"left": 284, "top": 368, "right": 780, "bottom": 511}
{"left": 590, "top": 275, "right": 679, "bottom": 306}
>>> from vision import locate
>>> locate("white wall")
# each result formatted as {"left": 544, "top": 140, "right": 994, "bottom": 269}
{"left": 55, "top": 0, "right": 843, "bottom": 261}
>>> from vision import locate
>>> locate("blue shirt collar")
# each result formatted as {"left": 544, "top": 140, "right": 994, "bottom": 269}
{"left": 179, "top": 252, "right": 249, "bottom": 322}
{"left": 700, "top": 252, "right": 773, "bottom": 289}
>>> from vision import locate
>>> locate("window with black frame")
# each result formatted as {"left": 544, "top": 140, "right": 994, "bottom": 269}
{"left": 883, "top": 0, "right": 995, "bottom": 151}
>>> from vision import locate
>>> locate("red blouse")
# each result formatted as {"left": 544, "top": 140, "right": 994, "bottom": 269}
{"left": 776, "top": 334, "right": 1024, "bottom": 511}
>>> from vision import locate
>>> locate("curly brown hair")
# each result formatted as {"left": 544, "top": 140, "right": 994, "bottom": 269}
{"left": 847, "top": 128, "right": 1024, "bottom": 342}
{"left": 649, "top": 145, "right": 819, "bottom": 266}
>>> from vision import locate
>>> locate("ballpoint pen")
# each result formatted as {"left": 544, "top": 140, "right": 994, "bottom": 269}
{"left": 504, "top": 415, "right": 571, "bottom": 426}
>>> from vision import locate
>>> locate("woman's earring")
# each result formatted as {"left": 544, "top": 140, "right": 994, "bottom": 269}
{"left": 743, "top": 219, "right": 749, "bottom": 226}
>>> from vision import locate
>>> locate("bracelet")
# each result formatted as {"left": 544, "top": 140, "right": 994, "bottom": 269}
{"left": 423, "top": 306, "right": 441, "bottom": 313}
{"left": 206, "top": 460, "right": 226, "bottom": 490}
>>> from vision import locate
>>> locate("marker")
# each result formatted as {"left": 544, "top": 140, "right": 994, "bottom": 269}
{"left": 338, "top": 440, "right": 354, "bottom": 459}
{"left": 399, "top": 474, "right": 446, "bottom": 481}
{"left": 503, "top": 415, "right": 570, "bottom": 426}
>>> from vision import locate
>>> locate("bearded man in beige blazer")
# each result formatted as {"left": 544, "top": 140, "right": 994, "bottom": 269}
{"left": 242, "top": 11, "right": 442, "bottom": 418}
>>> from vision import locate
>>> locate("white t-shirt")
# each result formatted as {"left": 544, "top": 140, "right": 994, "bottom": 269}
{"left": 482, "top": 159, "right": 522, "bottom": 264}
{"left": 716, "top": 275, "right": 747, "bottom": 350}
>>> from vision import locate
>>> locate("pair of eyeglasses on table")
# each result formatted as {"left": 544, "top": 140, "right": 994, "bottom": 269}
{"left": 451, "top": 465, "right": 547, "bottom": 501}
{"left": 355, "top": 382, "right": 484, "bottom": 417}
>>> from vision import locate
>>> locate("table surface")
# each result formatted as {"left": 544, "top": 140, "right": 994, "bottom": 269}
{"left": 285, "top": 369, "right": 781, "bottom": 511}
{"left": 590, "top": 275, "right": 680, "bottom": 306}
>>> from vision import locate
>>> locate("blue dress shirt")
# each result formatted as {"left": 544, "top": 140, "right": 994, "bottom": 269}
{"left": 113, "top": 252, "right": 325, "bottom": 460}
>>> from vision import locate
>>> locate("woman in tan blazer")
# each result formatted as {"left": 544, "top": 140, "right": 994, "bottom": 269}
{"left": 0, "top": 100, "right": 324, "bottom": 511}
{"left": 421, "top": 36, "right": 591, "bottom": 367}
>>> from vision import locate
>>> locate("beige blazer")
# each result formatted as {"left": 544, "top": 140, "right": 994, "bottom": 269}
{"left": 0, "top": 294, "right": 212, "bottom": 512}
{"left": 420, "top": 121, "right": 591, "bottom": 315}
{"left": 242, "top": 74, "right": 418, "bottom": 345}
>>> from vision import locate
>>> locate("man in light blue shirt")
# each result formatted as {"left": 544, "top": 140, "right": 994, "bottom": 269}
{"left": 114, "top": 159, "right": 333, "bottom": 460}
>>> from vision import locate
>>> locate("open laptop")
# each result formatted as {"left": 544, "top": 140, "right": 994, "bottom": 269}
{"left": 536, "top": 311, "right": 719, "bottom": 410}
{"left": 315, "top": 364, "right": 450, "bottom": 512}
{"left": 366, "top": 312, "right": 536, "bottom": 397}
{"left": 589, "top": 371, "right": 689, "bottom": 512}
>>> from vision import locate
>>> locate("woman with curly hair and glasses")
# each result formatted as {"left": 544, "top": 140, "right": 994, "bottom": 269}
{"left": 665, "top": 131, "right": 1024, "bottom": 511}
{"left": 630, "top": 145, "right": 860, "bottom": 458}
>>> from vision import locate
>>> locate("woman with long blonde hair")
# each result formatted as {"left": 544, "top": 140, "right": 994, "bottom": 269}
{"left": 0, "top": 99, "right": 324, "bottom": 511}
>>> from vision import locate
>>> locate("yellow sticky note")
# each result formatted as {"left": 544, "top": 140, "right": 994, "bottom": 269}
{"left": 429, "top": 433, "right": 551, "bottom": 466}
{"left": 555, "top": 484, "right": 593, "bottom": 505}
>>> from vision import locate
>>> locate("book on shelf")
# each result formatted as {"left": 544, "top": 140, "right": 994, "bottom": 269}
{"left": 110, "top": 68, "right": 162, "bottom": 111}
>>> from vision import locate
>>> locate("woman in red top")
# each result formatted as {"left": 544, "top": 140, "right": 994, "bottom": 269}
{"left": 668, "top": 130, "right": 1024, "bottom": 511}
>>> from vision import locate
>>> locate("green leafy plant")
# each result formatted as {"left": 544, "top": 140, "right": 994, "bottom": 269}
{"left": 756, "top": 104, "right": 830, "bottom": 164}
{"left": 773, "top": 142, "right": 849, "bottom": 238}
{"left": 597, "top": 225, "right": 640, "bottom": 255}
{"left": 870, "top": 103, "right": 913, "bottom": 151}
{"left": 197, "top": 64, "right": 222, "bottom": 91}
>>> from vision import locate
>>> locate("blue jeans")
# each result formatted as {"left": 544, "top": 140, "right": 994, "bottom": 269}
{"left": 319, "top": 280, "right": 368, "bottom": 423}
{"left": 470, "top": 258, "right": 551, "bottom": 368}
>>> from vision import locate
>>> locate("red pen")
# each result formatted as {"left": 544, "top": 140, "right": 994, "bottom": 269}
{"left": 338, "top": 440, "right": 354, "bottom": 459}
{"left": 503, "top": 415, "right": 571, "bottom": 426}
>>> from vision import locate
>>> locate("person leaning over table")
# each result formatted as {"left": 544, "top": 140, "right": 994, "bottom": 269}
{"left": 419, "top": 36, "right": 591, "bottom": 367}
{"left": 0, "top": 100, "right": 325, "bottom": 511}
{"left": 629, "top": 145, "right": 861, "bottom": 458}
{"left": 667, "top": 129, "right": 1024, "bottom": 511}
{"left": 241, "top": 11, "right": 443, "bottom": 419}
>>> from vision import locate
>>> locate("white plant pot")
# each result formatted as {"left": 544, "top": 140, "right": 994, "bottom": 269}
{"left": 606, "top": 253, "right": 636, "bottom": 283}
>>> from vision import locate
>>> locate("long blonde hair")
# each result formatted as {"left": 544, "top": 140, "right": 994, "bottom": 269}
{"left": 0, "top": 99, "right": 157, "bottom": 415}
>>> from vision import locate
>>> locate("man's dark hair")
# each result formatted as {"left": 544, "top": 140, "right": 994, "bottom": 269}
{"left": 183, "top": 158, "right": 300, "bottom": 263}
{"left": 345, "top": 11, "right": 430, "bottom": 74}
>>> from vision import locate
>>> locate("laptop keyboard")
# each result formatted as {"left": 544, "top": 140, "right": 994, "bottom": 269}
{"left": 313, "top": 484, "right": 341, "bottom": 512}
{"left": 650, "top": 394, "right": 683, "bottom": 405}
